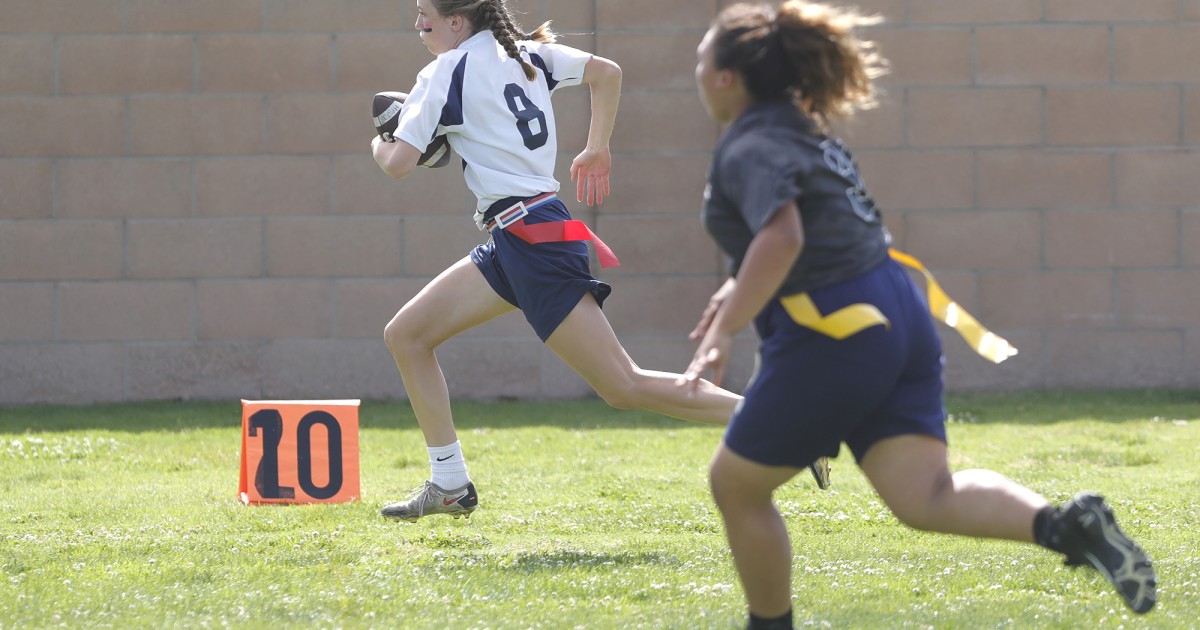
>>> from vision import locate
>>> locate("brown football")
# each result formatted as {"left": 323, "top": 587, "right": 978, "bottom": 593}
{"left": 372, "top": 91, "right": 451, "bottom": 169}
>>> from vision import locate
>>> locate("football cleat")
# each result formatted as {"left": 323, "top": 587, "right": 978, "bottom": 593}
{"left": 381, "top": 481, "right": 478, "bottom": 522}
{"left": 1058, "top": 492, "right": 1157, "bottom": 614}
{"left": 808, "top": 456, "right": 832, "bottom": 490}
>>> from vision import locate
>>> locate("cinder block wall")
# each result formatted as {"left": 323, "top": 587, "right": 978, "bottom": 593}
{"left": 1, "top": 0, "right": 1198, "bottom": 404}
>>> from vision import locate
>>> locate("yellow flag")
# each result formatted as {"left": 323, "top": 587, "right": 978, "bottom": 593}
{"left": 889, "top": 249, "right": 1018, "bottom": 364}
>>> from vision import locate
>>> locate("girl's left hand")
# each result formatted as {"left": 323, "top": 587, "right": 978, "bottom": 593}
{"left": 690, "top": 277, "right": 736, "bottom": 341}
{"left": 680, "top": 330, "right": 733, "bottom": 392}
{"left": 570, "top": 147, "right": 612, "bottom": 206}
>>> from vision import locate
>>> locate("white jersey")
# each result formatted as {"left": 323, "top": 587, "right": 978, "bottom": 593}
{"left": 394, "top": 31, "right": 592, "bottom": 229}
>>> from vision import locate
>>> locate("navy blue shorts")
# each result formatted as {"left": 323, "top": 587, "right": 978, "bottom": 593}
{"left": 471, "top": 195, "right": 611, "bottom": 342}
{"left": 724, "top": 258, "right": 946, "bottom": 468}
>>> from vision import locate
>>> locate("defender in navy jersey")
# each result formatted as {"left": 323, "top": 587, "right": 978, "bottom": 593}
{"left": 682, "top": 3, "right": 1156, "bottom": 628}
{"left": 370, "top": 0, "right": 750, "bottom": 523}
{"left": 704, "top": 101, "right": 890, "bottom": 297}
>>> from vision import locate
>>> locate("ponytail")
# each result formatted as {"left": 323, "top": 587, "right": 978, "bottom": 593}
{"left": 525, "top": 21, "right": 556, "bottom": 44}
{"left": 711, "top": 1, "right": 887, "bottom": 128}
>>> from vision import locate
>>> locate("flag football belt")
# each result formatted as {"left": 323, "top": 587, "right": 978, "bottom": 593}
{"left": 779, "top": 248, "right": 1017, "bottom": 364}
{"left": 484, "top": 193, "right": 621, "bottom": 269}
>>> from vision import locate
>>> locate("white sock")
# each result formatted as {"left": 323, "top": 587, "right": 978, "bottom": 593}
{"left": 428, "top": 441, "right": 470, "bottom": 490}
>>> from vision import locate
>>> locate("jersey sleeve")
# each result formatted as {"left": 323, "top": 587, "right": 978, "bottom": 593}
{"left": 521, "top": 41, "right": 592, "bottom": 93}
{"left": 394, "top": 53, "right": 464, "bottom": 152}
{"left": 717, "top": 133, "right": 811, "bottom": 234}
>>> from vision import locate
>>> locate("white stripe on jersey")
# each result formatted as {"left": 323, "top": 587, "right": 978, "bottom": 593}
{"left": 394, "top": 31, "right": 592, "bottom": 228}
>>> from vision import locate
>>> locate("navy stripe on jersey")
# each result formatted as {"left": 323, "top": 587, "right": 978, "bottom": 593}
{"left": 526, "top": 52, "right": 559, "bottom": 91}
{"left": 437, "top": 54, "right": 469, "bottom": 134}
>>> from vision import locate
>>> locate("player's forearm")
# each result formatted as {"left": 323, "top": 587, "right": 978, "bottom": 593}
{"left": 711, "top": 205, "right": 803, "bottom": 336}
{"left": 582, "top": 55, "right": 621, "bottom": 151}
{"left": 372, "top": 135, "right": 418, "bottom": 179}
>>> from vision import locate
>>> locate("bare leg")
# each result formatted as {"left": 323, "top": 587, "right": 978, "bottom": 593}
{"left": 384, "top": 256, "right": 516, "bottom": 446}
{"left": 709, "top": 442, "right": 799, "bottom": 618}
{"left": 545, "top": 293, "right": 741, "bottom": 424}
{"left": 859, "top": 434, "right": 1049, "bottom": 541}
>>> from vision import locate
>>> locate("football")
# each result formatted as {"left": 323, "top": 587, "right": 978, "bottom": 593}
{"left": 372, "top": 91, "right": 452, "bottom": 169}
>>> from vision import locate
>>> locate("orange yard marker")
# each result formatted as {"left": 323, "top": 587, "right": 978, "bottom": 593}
{"left": 239, "top": 400, "right": 361, "bottom": 505}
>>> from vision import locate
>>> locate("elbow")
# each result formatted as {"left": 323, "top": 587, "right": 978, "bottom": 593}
{"left": 788, "top": 231, "right": 804, "bottom": 258}
{"left": 385, "top": 159, "right": 415, "bottom": 180}
{"left": 776, "top": 231, "right": 803, "bottom": 268}
{"left": 372, "top": 137, "right": 419, "bottom": 180}
{"left": 588, "top": 55, "right": 622, "bottom": 88}
{"left": 771, "top": 225, "right": 803, "bottom": 260}
{"left": 379, "top": 150, "right": 416, "bottom": 180}
{"left": 606, "top": 59, "right": 623, "bottom": 86}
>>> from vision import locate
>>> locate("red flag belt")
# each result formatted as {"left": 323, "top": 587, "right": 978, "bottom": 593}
{"left": 486, "top": 193, "right": 620, "bottom": 269}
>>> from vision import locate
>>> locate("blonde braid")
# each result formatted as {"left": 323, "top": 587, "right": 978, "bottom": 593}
{"left": 500, "top": 11, "right": 523, "bottom": 40}
{"left": 480, "top": 0, "right": 537, "bottom": 80}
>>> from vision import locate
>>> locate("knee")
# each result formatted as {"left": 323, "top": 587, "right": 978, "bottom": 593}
{"left": 596, "top": 388, "right": 637, "bottom": 411}
{"left": 886, "top": 472, "right": 953, "bottom": 532}
{"left": 590, "top": 372, "right": 641, "bottom": 411}
{"left": 708, "top": 459, "right": 749, "bottom": 515}
{"left": 890, "top": 504, "right": 935, "bottom": 532}
{"left": 383, "top": 311, "right": 430, "bottom": 358}
{"left": 709, "top": 466, "right": 733, "bottom": 513}
{"left": 382, "top": 316, "right": 406, "bottom": 354}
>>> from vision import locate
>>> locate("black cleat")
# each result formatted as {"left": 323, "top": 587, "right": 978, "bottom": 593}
{"left": 808, "top": 457, "right": 831, "bottom": 490}
{"left": 1058, "top": 492, "right": 1157, "bottom": 614}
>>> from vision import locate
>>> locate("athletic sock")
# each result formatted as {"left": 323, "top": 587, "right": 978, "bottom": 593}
{"left": 1033, "top": 505, "right": 1068, "bottom": 554}
{"left": 428, "top": 441, "right": 470, "bottom": 490}
{"left": 747, "top": 609, "right": 793, "bottom": 630}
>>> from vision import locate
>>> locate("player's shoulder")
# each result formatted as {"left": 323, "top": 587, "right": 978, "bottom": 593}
{"left": 721, "top": 126, "right": 791, "bottom": 162}
{"left": 719, "top": 124, "right": 818, "bottom": 183}
{"left": 739, "top": 105, "right": 822, "bottom": 153}
{"left": 417, "top": 48, "right": 471, "bottom": 79}
{"left": 519, "top": 38, "right": 591, "bottom": 63}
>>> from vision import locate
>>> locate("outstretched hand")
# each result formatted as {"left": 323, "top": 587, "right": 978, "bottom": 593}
{"left": 570, "top": 147, "right": 612, "bottom": 206}
{"left": 679, "top": 331, "right": 733, "bottom": 393}
{"left": 689, "top": 278, "right": 736, "bottom": 341}
{"left": 680, "top": 278, "right": 737, "bottom": 394}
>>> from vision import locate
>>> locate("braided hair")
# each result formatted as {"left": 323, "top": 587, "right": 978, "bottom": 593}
{"left": 431, "top": 0, "right": 556, "bottom": 81}
{"left": 711, "top": 1, "right": 887, "bottom": 129}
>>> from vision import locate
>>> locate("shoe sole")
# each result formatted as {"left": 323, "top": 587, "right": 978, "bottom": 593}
{"left": 1075, "top": 497, "right": 1157, "bottom": 614}
{"left": 382, "top": 507, "right": 477, "bottom": 523}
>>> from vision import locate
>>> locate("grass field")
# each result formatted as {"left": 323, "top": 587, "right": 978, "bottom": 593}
{"left": 2, "top": 390, "right": 1198, "bottom": 629}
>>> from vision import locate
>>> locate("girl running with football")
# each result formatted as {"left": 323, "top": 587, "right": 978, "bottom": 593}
{"left": 370, "top": 0, "right": 831, "bottom": 523}
{"left": 682, "top": 2, "right": 1157, "bottom": 627}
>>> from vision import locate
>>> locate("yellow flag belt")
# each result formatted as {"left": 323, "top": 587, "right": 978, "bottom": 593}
{"left": 778, "top": 249, "right": 1017, "bottom": 364}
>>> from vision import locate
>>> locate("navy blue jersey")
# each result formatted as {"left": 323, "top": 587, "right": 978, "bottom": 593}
{"left": 703, "top": 100, "right": 890, "bottom": 296}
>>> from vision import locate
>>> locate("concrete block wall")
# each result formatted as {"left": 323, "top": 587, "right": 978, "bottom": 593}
{"left": 1, "top": 0, "right": 1197, "bottom": 404}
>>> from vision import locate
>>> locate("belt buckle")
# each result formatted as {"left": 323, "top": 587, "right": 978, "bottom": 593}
{"left": 492, "top": 200, "right": 529, "bottom": 231}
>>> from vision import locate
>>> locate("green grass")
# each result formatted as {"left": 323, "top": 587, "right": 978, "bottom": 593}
{"left": 2, "top": 390, "right": 1198, "bottom": 628}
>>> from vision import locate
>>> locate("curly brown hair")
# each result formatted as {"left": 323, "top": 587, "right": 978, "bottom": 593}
{"left": 710, "top": 1, "right": 888, "bottom": 128}
{"left": 430, "top": 0, "right": 556, "bottom": 80}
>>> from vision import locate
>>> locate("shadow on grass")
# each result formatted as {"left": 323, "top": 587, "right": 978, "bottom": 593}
{"left": 1, "top": 389, "right": 1197, "bottom": 433}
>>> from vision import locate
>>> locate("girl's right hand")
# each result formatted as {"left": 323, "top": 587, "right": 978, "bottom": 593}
{"left": 570, "top": 146, "right": 612, "bottom": 206}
